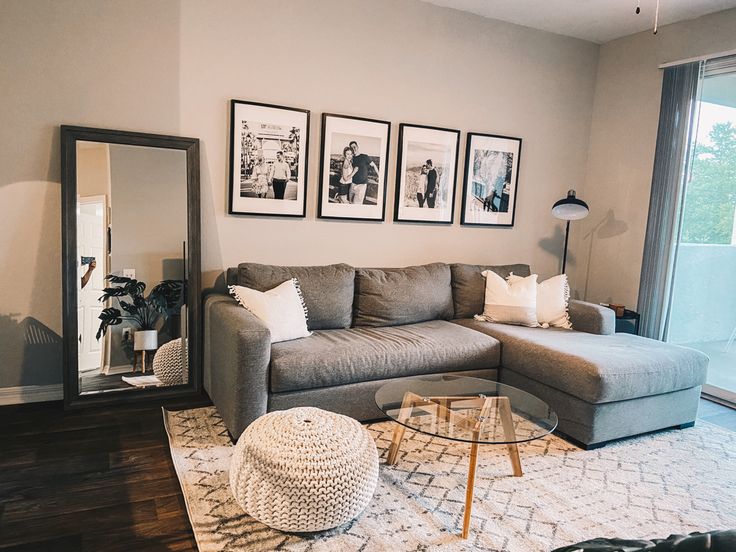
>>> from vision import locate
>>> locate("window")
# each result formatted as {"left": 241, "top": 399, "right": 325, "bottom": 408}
{"left": 666, "top": 56, "right": 736, "bottom": 404}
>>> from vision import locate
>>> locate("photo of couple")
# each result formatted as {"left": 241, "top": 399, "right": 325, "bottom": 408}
{"left": 401, "top": 145, "right": 446, "bottom": 209}
{"left": 413, "top": 161, "right": 439, "bottom": 208}
{"left": 394, "top": 124, "right": 460, "bottom": 224}
{"left": 328, "top": 136, "right": 381, "bottom": 206}
{"left": 319, "top": 113, "right": 391, "bottom": 221}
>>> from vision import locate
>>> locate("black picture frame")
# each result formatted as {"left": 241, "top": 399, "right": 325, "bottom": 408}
{"left": 60, "top": 125, "right": 201, "bottom": 408}
{"left": 393, "top": 123, "right": 460, "bottom": 224}
{"left": 317, "top": 112, "right": 391, "bottom": 222}
{"left": 460, "top": 132, "right": 522, "bottom": 227}
{"left": 228, "top": 99, "right": 310, "bottom": 217}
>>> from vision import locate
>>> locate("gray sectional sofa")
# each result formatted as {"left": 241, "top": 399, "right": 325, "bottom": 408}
{"left": 204, "top": 262, "right": 708, "bottom": 449}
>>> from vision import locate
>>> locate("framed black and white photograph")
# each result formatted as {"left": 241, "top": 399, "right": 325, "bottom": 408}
{"left": 228, "top": 99, "right": 309, "bottom": 217}
{"left": 394, "top": 124, "right": 460, "bottom": 224}
{"left": 460, "top": 132, "right": 522, "bottom": 227}
{"left": 318, "top": 113, "right": 390, "bottom": 221}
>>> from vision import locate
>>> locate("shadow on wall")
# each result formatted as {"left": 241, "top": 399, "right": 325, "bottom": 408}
{"left": 0, "top": 179, "right": 63, "bottom": 391}
{"left": 581, "top": 209, "right": 628, "bottom": 301}
{"left": 0, "top": 313, "right": 62, "bottom": 389}
{"left": 206, "top": 271, "right": 228, "bottom": 296}
{"left": 538, "top": 224, "right": 574, "bottom": 273}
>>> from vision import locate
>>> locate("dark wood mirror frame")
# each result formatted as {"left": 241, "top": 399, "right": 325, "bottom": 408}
{"left": 61, "top": 126, "right": 201, "bottom": 407}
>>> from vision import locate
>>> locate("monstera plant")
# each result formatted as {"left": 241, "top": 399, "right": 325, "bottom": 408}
{"left": 96, "top": 275, "right": 183, "bottom": 340}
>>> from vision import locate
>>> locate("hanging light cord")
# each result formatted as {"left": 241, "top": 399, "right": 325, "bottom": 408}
{"left": 635, "top": 0, "right": 661, "bottom": 35}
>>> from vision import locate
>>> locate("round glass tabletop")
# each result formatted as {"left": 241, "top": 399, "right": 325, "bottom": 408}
{"left": 375, "top": 375, "right": 558, "bottom": 445}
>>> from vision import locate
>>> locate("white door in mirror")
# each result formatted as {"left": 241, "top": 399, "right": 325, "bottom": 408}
{"left": 78, "top": 196, "right": 106, "bottom": 373}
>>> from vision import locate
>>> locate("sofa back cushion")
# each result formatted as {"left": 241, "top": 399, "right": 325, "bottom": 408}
{"left": 353, "top": 263, "right": 454, "bottom": 327}
{"left": 232, "top": 263, "right": 355, "bottom": 330}
{"left": 450, "top": 263, "right": 531, "bottom": 319}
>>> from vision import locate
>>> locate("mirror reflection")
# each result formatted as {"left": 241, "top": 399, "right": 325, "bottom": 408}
{"left": 76, "top": 141, "right": 188, "bottom": 394}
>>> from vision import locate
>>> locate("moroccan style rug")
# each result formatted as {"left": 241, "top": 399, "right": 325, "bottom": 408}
{"left": 163, "top": 407, "right": 736, "bottom": 552}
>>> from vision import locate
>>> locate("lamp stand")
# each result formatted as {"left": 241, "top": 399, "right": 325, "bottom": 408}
{"left": 562, "top": 220, "right": 570, "bottom": 274}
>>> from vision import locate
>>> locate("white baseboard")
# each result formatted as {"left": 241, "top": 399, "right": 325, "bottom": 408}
{"left": 105, "top": 364, "right": 134, "bottom": 375}
{"left": 0, "top": 384, "right": 63, "bottom": 405}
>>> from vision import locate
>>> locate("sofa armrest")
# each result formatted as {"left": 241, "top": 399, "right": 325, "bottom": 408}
{"left": 204, "top": 294, "right": 271, "bottom": 439}
{"left": 568, "top": 300, "right": 615, "bottom": 335}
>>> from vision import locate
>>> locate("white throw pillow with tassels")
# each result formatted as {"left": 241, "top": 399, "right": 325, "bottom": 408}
{"left": 476, "top": 271, "right": 539, "bottom": 327}
{"left": 509, "top": 273, "right": 572, "bottom": 329}
{"left": 228, "top": 278, "right": 311, "bottom": 343}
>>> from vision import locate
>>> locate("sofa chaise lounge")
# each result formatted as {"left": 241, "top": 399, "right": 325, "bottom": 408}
{"left": 204, "top": 262, "right": 708, "bottom": 449}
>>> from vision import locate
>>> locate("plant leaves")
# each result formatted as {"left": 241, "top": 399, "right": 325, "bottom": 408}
{"left": 98, "top": 286, "right": 128, "bottom": 302}
{"left": 118, "top": 300, "right": 137, "bottom": 314}
{"left": 96, "top": 307, "right": 123, "bottom": 340}
{"left": 105, "top": 274, "right": 133, "bottom": 284}
{"left": 95, "top": 277, "right": 182, "bottom": 337}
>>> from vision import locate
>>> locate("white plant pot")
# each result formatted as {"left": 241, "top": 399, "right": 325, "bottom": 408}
{"left": 133, "top": 329, "right": 158, "bottom": 351}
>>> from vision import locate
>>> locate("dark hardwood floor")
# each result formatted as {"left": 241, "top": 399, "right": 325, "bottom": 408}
{"left": 0, "top": 396, "right": 210, "bottom": 552}
{"left": 0, "top": 396, "right": 733, "bottom": 551}
{"left": 79, "top": 368, "right": 151, "bottom": 393}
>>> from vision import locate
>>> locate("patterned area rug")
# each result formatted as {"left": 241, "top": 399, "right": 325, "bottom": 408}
{"left": 163, "top": 407, "right": 736, "bottom": 552}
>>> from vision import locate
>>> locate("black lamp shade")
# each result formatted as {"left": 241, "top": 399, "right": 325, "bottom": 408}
{"left": 552, "top": 189, "right": 589, "bottom": 221}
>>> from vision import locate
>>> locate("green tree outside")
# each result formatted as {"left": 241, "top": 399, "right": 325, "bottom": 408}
{"left": 680, "top": 121, "right": 736, "bottom": 244}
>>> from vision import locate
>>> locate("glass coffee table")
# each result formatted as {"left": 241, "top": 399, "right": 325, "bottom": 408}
{"left": 375, "top": 374, "right": 558, "bottom": 539}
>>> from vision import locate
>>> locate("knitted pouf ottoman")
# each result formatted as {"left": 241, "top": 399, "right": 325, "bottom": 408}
{"left": 229, "top": 407, "right": 379, "bottom": 532}
{"left": 152, "top": 338, "right": 188, "bottom": 385}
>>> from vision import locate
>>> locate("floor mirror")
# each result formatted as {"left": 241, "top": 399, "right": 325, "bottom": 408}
{"left": 61, "top": 126, "right": 201, "bottom": 406}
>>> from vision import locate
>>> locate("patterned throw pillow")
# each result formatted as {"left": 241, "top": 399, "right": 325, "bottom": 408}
{"left": 475, "top": 271, "right": 539, "bottom": 327}
{"left": 509, "top": 273, "right": 572, "bottom": 329}
{"left": 228, "top": 278, "right": 311, "bottom": 343}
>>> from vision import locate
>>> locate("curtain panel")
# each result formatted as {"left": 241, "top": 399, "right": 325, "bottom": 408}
{"left": 638, "top": 62, "right": 701, "bottom": 340}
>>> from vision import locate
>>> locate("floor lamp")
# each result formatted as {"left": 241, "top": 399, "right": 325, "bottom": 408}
{"left": 552, "top": 190, "right": 589, "bottom": 274}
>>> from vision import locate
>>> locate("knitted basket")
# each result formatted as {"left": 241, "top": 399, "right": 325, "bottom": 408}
{"left": 152, "top": 338, "right": 187, "bottom": 385}
{"left": 230, "top": 407, "right": 379, "bottom": 532}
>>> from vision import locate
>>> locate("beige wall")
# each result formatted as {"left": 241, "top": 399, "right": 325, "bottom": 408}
{"left": 0, "top": 0, "right": 181, "bottom": 388}
{"left": 179, "top": 0, "right": 599, "bottom": 286}
{"left": 0, "top": 0, "right": 601, "bottom": 390}
{"left": 77, "top": 142, "right": 111, "bottom": 199}
{"left": 109, "top": 144, "right": 188, "bottom": 286}
{"left": 569, "top": 9, "right": 736, "bottom": 309}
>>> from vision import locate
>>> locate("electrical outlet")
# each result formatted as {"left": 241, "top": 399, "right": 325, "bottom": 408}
{"left": 122, "top": 328, "right": 131, "bottom": 341}
{"left": 123, "top": 268, "right": 136, "bottom": 279}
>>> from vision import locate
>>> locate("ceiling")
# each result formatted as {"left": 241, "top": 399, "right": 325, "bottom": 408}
{"left": 419, "top": 0, "right": 736, "bottom": 43}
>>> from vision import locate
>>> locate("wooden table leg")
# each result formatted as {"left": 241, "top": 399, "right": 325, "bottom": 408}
{"left": 462, "top": 441, "right": 479, "bottom": 539}
{"left": 386, "top": 392, "right": 417, "bottom": 465}
{"left": 498, "top": 397, "right": 523, "bottom": 477}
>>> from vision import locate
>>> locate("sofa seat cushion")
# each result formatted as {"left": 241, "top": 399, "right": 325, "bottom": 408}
{"left": 454, "top": 319, "right": 708, "bottom": 404}
{"left": 270, "top": 320, "right": 501, "bottom": 393}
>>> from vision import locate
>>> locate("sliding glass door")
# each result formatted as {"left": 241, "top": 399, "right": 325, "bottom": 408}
{"left": 666, "top": 58, "right": 736, "bottom": 404}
